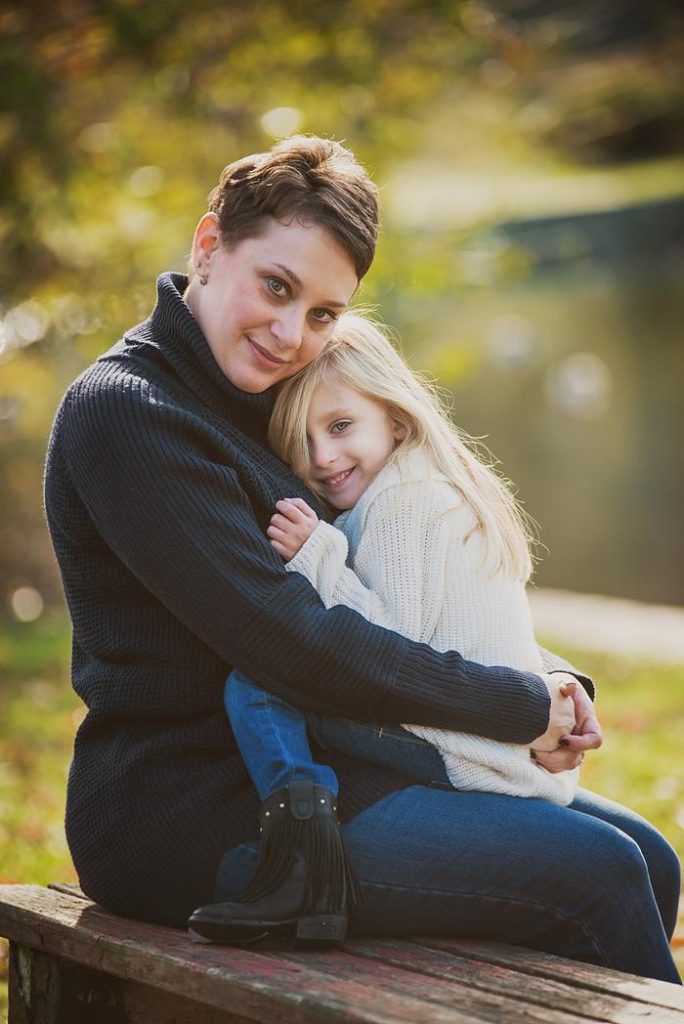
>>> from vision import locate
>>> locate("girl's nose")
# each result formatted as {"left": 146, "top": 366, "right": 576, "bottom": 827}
{"left": 311, "top": 438, "right": 337, "bottom": 469}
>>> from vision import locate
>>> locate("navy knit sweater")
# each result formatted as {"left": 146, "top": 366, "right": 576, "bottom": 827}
{"left": 44, "top": 273, "right": 589, "bottom": 927}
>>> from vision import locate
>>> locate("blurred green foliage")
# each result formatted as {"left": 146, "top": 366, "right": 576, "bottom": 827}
{"left": 1, "top": 1, "right": 683, "bottom": 615}
{"left": 2, "top": 1, "right": 682, "bottom": 293}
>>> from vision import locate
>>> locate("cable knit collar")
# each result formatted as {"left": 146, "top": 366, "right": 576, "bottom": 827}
{"left": 119, "top": 271, "right": 276, "bottom": 440}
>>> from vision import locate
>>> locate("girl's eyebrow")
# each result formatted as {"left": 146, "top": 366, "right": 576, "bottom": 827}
{"left": 307, "top": 408, "right": 352, "bottom": 431}
{"left": 321, "top": 407, "right": 352, "bottom": 419}
{"left": 273, "top": 264, "right": 348, "bottom": 310}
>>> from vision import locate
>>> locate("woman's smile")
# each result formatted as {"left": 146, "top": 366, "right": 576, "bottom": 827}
{"left": 246, "top": 335, "right": 289, "bottom": 368}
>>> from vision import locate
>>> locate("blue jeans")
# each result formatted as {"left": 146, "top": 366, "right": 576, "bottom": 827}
{"left": 223, "top": 671, "right": 681, "bottom": 983}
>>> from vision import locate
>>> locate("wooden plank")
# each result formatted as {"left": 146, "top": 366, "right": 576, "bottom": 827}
{"left": 2, "top": 885, "right": 681, "bottom": 1024}
{"left": 418, "top": 937, "right": 684, "bottom": 1013}
{"left": 338, "top": 938, "right": 684, "bottom": 1024}
{"left": 43, "top": 882, "right": 684, "bottom": 1014}
{"left": 0, "top": 886, "right": 503, "bottom": 1024}
{"left": 47, "top": 883, "right": 87, "bottom": 900}
{"left": 8, "top": 943, "right": 255, "bottom": 1024}
{"left": 8, "top": 944, "right": 50, "bottom": 1024}
{"left": 273, "top": 945, "right": 591, "bottom": 1024}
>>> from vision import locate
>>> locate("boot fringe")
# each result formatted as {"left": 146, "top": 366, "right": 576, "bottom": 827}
{"left": 237, "top": 814, "right": 300, "bottom": 904}
{"left": 301, "top": 813, "right": 361, "bottom": 916}
{"left": 238, "top": 811, "right": 360, "bottom": 915}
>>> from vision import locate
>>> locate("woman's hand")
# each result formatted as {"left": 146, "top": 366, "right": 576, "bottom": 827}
{"left": 531, "top": 672, "right": 603, "bottom": 772}
{"left": 268, "top": 498, "right": 319, "bottom": 561}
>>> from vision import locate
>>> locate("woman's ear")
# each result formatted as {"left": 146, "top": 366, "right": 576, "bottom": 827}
{"left": 191, "top": 212, "right": 221, "bottom": 269}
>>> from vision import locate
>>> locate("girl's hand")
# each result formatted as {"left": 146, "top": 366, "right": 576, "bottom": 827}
{"left": 530, "top": 746, "right": 585, "bottom": 773}
{"left": 268, "top": 498, "right": 319, "bottom": 562}
{"left": 530, "top": 674, "right": 577, "bottom": 753}
{"left": 530, "top": 673, "right": 603, "bottom": 765}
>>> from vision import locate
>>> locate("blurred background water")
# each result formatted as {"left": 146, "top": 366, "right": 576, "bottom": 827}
{"left": 1, "top": 0, "right": 683, "bottom": 620}
{"left": 387, "top": 197, "right": 684, "bottom": 604}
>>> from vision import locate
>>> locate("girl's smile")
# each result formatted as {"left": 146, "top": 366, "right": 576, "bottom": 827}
{"left": 306, "top": 380, "right": 405, "bottom": 509}
{"left": 323, "top": 467, "right": 355, "bottom": 490}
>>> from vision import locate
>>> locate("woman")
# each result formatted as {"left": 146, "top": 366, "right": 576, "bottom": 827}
{"left": 45, "top": 136, "right": 680, "bottom": 982}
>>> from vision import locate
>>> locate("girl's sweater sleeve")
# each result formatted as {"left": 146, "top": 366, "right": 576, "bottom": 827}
{"left": 54, "top": 376, "right": 571, "bottom": 741}
{"left": 285, "top": 484, "right": 448, "bottom": 645}
{"left": 287, "top": 493, "right": 593, "bottom": 691}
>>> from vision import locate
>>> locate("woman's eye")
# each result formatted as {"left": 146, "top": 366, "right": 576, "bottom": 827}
{"left": 311, "top": 307, "right": 336, "bottom": 324}
{"left": 267, "top": 277, "right": 288, "bottom": 297}
{"left": 331, "top": 421, "right": 351, "bottom": 434}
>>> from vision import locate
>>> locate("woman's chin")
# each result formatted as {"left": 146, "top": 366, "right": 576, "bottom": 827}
{"left": 218, "top": 360, "right": 275, "bottom": 394}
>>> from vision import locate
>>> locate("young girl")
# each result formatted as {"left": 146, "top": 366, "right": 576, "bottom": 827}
{"left": 189, "top": 311, "right": 582, "bottom": 947}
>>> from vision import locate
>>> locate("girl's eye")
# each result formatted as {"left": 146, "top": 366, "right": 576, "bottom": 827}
{"left": 267, "top": 277, "right": 288, "bottom": 298}
{"left": 330, "top": 420, "right": 351, "bottom": 434}
{"left": 311, "top": 307, "right": 336, "bottom": 325}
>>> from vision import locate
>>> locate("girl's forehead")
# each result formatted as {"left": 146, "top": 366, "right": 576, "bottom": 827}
{"left": 307, "top": 378, "right": 380, "bottom": 422}
{"left": 310, "top": 377, "right": 356, "bottom": 411}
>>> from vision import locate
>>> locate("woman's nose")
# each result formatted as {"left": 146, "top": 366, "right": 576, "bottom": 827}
{"left": 271, "top": 305, "right": 306, "bottom": 350}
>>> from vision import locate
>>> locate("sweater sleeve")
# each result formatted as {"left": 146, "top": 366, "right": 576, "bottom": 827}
{"left": 539, "top": 646, "right": 594, "bottom": 697}
{"left": 56, "top": 376, "right": 556, "bottom": 742}
{"left": 287, "top": 484, "right": 451, "bottom": 644}
{"left": 286, "top": 518, "right": 408, "bottom": 625}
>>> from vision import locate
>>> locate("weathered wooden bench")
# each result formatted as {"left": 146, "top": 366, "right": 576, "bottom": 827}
{"left": 1, "top": 883, "right": 682, "bottom": 1023}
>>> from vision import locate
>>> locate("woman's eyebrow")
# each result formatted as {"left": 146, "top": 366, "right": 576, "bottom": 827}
{"left": 273, "top": 264, "right": 348, "bottom": 309}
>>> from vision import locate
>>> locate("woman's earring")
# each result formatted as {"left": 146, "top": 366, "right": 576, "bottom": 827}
{"left": 197, "top": 264, "right": 208, "bottom": 286}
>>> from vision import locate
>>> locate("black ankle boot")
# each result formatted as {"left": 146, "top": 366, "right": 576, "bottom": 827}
{"left": 187, "top": 780, "right": 359, "bottom": 946}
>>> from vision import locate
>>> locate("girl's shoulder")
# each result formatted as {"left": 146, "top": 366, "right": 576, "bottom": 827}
{"left": 381, "top": 447, "right": 456, "bottom": 504}
{"left": 338, "top": 447, "right": 465, "bottom": 533}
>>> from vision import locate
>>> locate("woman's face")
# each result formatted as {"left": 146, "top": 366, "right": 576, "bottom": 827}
{"left": 187, "top": 215, "right": 359, "bottom": 393}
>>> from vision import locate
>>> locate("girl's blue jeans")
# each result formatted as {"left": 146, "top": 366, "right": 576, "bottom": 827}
{"left": 222, "top": 670, "right": 681, "bottom": 984}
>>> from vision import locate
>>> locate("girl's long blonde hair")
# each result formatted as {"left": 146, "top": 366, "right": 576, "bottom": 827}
{"left": 268, "top": 311, "right": 536, "bottom": 580}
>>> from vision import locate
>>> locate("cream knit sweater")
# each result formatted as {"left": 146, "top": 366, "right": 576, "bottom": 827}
{"left": 287, "top": 448, "right": 578, "bottom": 805}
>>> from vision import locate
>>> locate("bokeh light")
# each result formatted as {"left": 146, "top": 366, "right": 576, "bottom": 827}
{"left": 10, "top": 587, "right": 45, "bottom": 623}
{"left": 260, "top": 107, "right": 303, "bottom": 138}
{"left": 486, "top": 314, "right": 538, "bottom": 369}
{"left": 544, "top": 352, "right": 613, "bottom": 418}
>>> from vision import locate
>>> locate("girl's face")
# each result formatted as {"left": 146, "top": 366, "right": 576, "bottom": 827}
{"left": 186, "top": 215, "right": 358, "bottom": 393}
{"left": 305, "top": 380, "right": 405, "bottom": 509}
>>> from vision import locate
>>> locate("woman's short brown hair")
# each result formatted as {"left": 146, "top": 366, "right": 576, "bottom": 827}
{"left": 207, "top": 136, "right": 379, "bottom": 279}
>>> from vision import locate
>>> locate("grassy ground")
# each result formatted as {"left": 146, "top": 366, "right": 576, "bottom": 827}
{"left": 1, "top": 615, "right": 682, "bottom": 1018}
